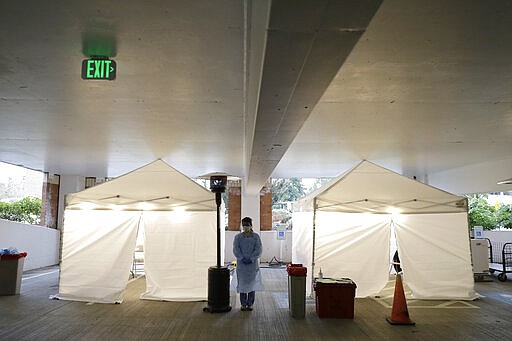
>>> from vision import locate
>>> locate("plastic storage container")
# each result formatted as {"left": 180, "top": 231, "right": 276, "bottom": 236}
{"left": 314, "top": 278, "right": 356, "bottom": 318}
{"left": 286, "top": 263, "right": 307, "bottom": 318}
{"left": 0, "top": 252, "right": 27, "bottom": 295}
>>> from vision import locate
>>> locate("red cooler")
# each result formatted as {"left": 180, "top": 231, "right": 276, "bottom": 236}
{"left": 314, "top": 278, "right": 356, "bottom": 319}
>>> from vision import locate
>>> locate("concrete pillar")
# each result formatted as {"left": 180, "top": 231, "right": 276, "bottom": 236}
{"left": 40, "top": 173, "right": 60, "bottom": 229}
{"left": 241, "top": 181, "right": 274, "bottom": 233}
{"left": 58, "top": 176, "right": 86, "bottom": 230}
{"left": 260, "top": 181, "right": 272, "bottom": 231}
{"left": 242, "top": 190, "right": 260, "bottom": 234}
{"left": 227, "top": 180, "right": 241, "bottom": 231}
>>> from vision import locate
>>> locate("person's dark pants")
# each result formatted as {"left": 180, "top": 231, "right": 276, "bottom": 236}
{"left": 240, "top": 291, "right": 255, "bottom": 306}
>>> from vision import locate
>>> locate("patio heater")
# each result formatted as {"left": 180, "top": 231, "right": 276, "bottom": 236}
{"left": 203, "top": 175, "right": 231, "bottom": 313}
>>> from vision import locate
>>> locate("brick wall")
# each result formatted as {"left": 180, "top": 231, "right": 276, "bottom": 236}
{"left": 260, "top": 182, "right": 272, "bottom": 231}
{"left": 41, "top": 173, "right": 60, "bottom": 229}
{"left": 227, "top": 180, "right": 241, "bottom": 231}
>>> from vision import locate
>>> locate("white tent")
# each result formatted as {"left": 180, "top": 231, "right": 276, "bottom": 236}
{"left": 57, "top": 160, "right": 222, "bottom": 303}
{"left": 292, "top": 160, "right": 476, "bottom": 300}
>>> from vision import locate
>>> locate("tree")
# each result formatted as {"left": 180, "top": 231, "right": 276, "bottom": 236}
{"left": 466, "top": 194, "right": 497, "bottom": 230}
{"left": 271, "top": 178, "right": 305, "bottom": 205}
{"left": 496, "top": 204, "right": 512, "bottom": 229}
{"left": 466, "top": 194, "right": 512, "bottom": 230}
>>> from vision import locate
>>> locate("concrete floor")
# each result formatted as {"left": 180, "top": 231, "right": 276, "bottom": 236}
{"left": 0, "top": 265, "right": 511, "bottom": 340}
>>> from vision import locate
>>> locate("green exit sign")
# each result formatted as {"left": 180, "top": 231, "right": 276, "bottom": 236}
{"left": 81, "top": 58, "right": 116, "bottom": 80}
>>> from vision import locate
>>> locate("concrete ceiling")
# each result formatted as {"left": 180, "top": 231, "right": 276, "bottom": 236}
{"left": 1, "top": 0, "right": 512, "bottom": 195}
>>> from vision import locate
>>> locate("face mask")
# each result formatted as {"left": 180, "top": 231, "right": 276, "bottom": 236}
{"left": 242, "top": 225, "right": 251, "bottom": 232}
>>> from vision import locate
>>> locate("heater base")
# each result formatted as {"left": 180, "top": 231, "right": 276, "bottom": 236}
{"left": 203, "top": 266, "right": 231, "bottom": 313}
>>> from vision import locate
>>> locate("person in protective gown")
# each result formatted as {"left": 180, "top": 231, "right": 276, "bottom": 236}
{"left": 233, "top": 216, "right": 262, "bottom": 311}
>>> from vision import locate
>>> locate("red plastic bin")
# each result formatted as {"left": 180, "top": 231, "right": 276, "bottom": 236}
{"left": 314, "top": 278, "right": 356, "bottom": 319}
{"left": 286, "top": 265, "right": 307, "bottom": 276}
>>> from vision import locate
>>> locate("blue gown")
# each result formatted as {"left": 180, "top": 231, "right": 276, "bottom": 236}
{"left": 233, "top": 232, "right": 262, "bottom": 293}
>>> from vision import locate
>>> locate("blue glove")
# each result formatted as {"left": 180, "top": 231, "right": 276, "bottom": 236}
{"left": 242, "top": 258, "right": 252, "bottom": 264}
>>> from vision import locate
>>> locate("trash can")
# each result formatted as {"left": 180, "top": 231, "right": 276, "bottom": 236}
{"left": 286, "top": 263, "right": 307, "bottom": 318}
{"left": 0, "top": 252, "right": 27, "bottom": 295}
{"left": 314, "top": 278, "right": 356, "bottom": 319}
{"left": 286, "top": 263, "right": 303, "bottom": 311}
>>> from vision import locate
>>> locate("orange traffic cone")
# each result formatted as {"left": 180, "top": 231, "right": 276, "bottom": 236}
{"left": 386, "top": 273, "right": 415, "bottom": 325}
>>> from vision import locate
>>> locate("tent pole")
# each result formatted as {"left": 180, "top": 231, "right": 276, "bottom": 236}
{"left": 311, "top": 198, "right": 317, "bottom": 296}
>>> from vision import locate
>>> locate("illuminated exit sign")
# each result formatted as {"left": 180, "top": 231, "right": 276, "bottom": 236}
{"left": 81, "top": 58, "right": 116, "bottom": 80}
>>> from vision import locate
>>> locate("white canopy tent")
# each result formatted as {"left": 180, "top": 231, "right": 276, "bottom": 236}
{"left": 292, "top": 160, "right": 476, "bottom": 300}
{"left": 57, "top": 160, "right": 222, "bottom": 303}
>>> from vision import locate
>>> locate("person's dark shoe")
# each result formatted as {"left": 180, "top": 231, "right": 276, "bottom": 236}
{"left": 247, "top": 305, "right": 253, "bottom": 311}
{"left": 241, "top": 305, "right": 247, "bottom": 311}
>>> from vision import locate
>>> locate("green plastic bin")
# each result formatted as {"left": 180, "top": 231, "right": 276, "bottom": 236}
{"left": 287, "top": 264, "right": 307, "bottom": 318}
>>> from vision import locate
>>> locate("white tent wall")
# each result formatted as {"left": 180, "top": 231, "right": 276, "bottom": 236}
{"left": 293, "top": 210, "right": 476, "bottom": 300}
{"left": 291, "top": 211, "right": 314, "bottom": 294}
{"left": 140, "top": 210, "right": 219, "bottom": 301}
{"left": 315, "top": 212, "right": 391, "bottom": 298}
{"left": 57, "top": 210, "right": 140, "bottom": 303}
{"left": 394, "top": 212, "right": 477, "bottom": 300}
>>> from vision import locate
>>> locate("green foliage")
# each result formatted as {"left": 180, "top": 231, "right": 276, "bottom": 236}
{"left": 467, "top": 194, "right": 496, "bottom": 229}
{"left": 466, "top": 194, "right": 512, "bottom": 230}
{"left": 272, "top": 178, "right": 305, "bottom": 205}
{"left": 496, "top": 204, "right": 512, "bottom": 229}
{"left": 0, "top": 197, "right": 41, "bottom": 225}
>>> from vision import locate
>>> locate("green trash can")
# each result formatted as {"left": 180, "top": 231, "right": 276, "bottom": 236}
{"left": 286, "top": 264, "right": 307, "bottom": 318}
{"left": 0, "top": 252, "right": 27, "bottom": 295}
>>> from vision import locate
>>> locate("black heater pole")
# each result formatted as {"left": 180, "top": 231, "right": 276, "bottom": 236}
{"left": 216, "top": 192, "right": 221, "bottom": 268}
{"left": 203, "top": 175, "right": 231, "bottom": 313}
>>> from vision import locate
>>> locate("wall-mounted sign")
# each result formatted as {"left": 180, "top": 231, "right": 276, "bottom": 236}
{"left": 81, "top": 58, "right": 116, "bottom": 80}
{"left": 473, "top": 226, "right": 483, "bottom": 239}
{"left": 276, "top": 224, "right": 286, "bottom": 240}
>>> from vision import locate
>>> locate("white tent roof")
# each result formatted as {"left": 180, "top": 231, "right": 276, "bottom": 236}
{"left": 65, "top": 159, "right": 216, "bottom": 211}
{"left": 296, "top": 160, "right": 467, "bottom": 214}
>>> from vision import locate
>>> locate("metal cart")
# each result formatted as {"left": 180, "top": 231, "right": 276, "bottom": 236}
{"left": 489, "top": 241, "right": 512, "bottom": 282}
